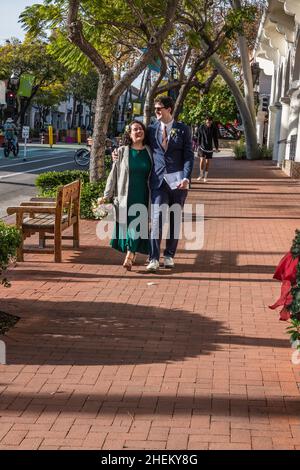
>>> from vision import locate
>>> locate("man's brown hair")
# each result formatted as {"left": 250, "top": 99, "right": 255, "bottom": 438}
{"left": 154, "top": 95, "right": 175, "bottom": 113}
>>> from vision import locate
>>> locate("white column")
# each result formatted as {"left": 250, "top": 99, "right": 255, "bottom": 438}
{"left": 267, "top": 70, "right": 277, "bottom": 148}
{"left": 271, "top": 103, "right": 282, "bottom": 162}
{"left": 277, "top": 97, "right": 290, "bottom": 164}
{"left": 267, "top": 105, "right": 278, "bottom": 148}
{"left": 295, "top": 107, "right": 300, "bottom": 163}
{"left": 285, "top": 85, "right": 300, "bottom": 161}
{"left": 256, "top": 110, "right": 266, "bottom": 145}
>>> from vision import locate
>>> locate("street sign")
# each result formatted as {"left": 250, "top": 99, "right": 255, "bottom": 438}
{"left": 22, "top": 126, "right": 30, "bottom": 161}
{"left": 22, "top": 126, "right": 30, "bottom": 139}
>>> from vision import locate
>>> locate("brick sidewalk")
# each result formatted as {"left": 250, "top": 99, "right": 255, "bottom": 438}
{"left": 1, "top": 151, "right": 300, "bottom": 450}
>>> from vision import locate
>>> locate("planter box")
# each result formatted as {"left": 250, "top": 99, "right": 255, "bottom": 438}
{"left": 67, "top": 129, "right": 76, "bottom": 138}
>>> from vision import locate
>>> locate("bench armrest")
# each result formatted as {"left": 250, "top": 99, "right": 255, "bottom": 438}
{"left": 7, "top": 206, "right": 57, "bottom": 215}
{"left": 20, "top": 202, "right": 56, "bottom": 207}
{"left": 29, "top": 197, "right": 56, "bottom": 202}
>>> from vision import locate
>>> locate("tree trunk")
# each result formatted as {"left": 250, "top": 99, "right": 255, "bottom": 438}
{"left": 173, "top": 81, "right": 192, "bottom": 120}
{"left": 210, "top": 53, "right": 257, "bottom": 160}
{"left": 144, "top": 57, "right": 167, "bottom": 127}
{"left": 71, "top": 96, "right": 77, "bottom": 129}
{"left": 233, "top": 0, "right": 256, "bottom": 127}
{"left": 90, "top": 71, "right": 114, "bottom": 182}
{"left": 19, "top": 97, "right": 29, "bottom": 128}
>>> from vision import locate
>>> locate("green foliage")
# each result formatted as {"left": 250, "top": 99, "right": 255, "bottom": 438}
{"left": 291, "top": 229, "right": 300, "bottom": 259}
{"left": 270, "top": 230, "right": 300, "bottom": 347}
{"left": 233, "top": 141, "right": 273, "bottom": 160}
{"left": 286, "top": 317, "right": 300, "bottom": 348}
{"left": 180, "top": 77, "right": 238, "bottom": 125}
{"left": 0, "top": 36, "right": 66, "bottom": 84}
{"left": 35, "top": 163, "right": 111, "bottom": 219}
{"left": 35, "top": 169, "right": 91, "bottom": 189}
{"left": 34, "top": 82, "right": 67, "bottom": 109}
{"left": 0, "top": 221, "right": 22, "bottom": 288}
{"left": 285, "top": 231, "right": 300, "bottom": 347}
{"left": 67, "top": 71, "right": 99, "bottom": 105}
{"left": 19, "top": 0, "right": 154, "bottom": 74}
{"left": 224, "top": 5, "right": 257, "bottom": 38}
{"left": 233, "top": 140, "right": 246, "bottom": 159}
{"left": 257, "top": 144, "right": 272, "bottom": 160}
{"left": 0, "top": 35, "right": 67, "bottom": 125}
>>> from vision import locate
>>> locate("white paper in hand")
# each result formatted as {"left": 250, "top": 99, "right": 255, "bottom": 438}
{"left": 164, "top": 171, "right": 183, "bottom": 190}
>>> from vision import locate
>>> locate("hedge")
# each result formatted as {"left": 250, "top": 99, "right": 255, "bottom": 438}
{"left": 0, "top": 221, "right": 22, "bottom": 287}
{"left": 233, "top": 141, "right": 273, "bottom": 160}
{"left": 35, "top": 168, "right": 109, "bottom": 219}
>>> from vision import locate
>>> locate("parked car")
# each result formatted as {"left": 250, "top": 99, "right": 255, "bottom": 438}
{"left": 217, "top": 122, "right": 242, "bottom": 140}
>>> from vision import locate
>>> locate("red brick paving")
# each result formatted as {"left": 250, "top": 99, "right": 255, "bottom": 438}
{"left": 1, "top": 150, "right": 300, "bottom": 450}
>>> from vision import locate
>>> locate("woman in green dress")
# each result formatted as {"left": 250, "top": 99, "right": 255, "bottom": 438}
{"left": 98, "top": 121, "right": 152, "bottom": 270}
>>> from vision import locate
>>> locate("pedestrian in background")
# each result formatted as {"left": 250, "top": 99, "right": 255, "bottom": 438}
{"left": 197, "top": 116, "right": 219, "bottom": 182}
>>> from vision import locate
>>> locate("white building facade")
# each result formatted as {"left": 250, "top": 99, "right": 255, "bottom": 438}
{"left": 255, "top": 0, "right": 300, "bottom": 177}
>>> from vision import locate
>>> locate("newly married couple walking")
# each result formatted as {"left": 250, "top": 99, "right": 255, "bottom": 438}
{"left": 99, "top": 95, "right": 194, "bottom": 272}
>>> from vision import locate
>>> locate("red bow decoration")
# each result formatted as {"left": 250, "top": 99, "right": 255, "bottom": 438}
{"left": 269, "top": 252, "right": 299, "bottom": 321}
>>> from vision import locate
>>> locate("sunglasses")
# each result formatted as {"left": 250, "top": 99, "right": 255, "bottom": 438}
{"left": 154, "top": 106, "right": 165, "bottom": 112}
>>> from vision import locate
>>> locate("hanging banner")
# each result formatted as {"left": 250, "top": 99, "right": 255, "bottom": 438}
{"left": 17, "top": 74, "right": 35, "bottom": 98}
{"left": 140, "top": 48, "right": 161, "bottom": 73}
{"left": 159, "top": 80, "right": 169, "bottom": 97}
{"left": 0, "top": 81, "right": 6, "bottom": 105}
{"left": 133, "top": 102, "right": 142, "bottom": 115}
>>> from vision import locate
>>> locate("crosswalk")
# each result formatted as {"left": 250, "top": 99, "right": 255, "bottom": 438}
{"left": 0, "top": 148, "right": 78, "bottom": 218}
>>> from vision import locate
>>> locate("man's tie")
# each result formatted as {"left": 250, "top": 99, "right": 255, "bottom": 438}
{"left": 162, "top": 124, "right": 168, "bottom": 151}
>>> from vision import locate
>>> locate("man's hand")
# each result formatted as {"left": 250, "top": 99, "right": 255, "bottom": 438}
{"left": 177, "top": 179, "right": 189, "bottom": 190}
{"left": 112, "top": 149, "right": 119, "bottom": 162}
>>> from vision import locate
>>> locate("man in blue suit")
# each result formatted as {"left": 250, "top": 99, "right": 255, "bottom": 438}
{"left": 146, "top": 95, "right": 194, "bottom": 272}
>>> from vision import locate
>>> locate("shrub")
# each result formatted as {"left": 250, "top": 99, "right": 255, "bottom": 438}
{"left": 0, "top": 221, "right": 22, "bottom": 287}
{"left": 233, "top": 141, "right": 273, "bottom": 160}
{"left": 257, "top": 144, "right": 273, "bottom": 160}
{"left": 233, "top": 140, "right": 246, "bottom": 159}
{"left": 35, "top": 169, "right": 108, "bottom": 219}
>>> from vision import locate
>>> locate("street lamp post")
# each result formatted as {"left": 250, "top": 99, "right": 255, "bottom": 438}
{"left": 6, "top": 71, "right": 20, "bottom": 121}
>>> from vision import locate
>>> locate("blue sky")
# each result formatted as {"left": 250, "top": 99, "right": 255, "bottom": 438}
{"left": 0, "top": 0, "right": 43, "bottom": 42}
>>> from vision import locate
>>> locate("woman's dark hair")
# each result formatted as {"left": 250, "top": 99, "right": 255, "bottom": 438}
{"left": 154, "top": 95, "right": 175, "bottom": 113}
{"left": 123, "top": 120, "right": 147, "bottom": 146}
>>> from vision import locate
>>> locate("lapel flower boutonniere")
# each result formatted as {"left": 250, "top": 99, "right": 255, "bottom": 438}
{"left": 170, "top": 128, "right": 179, "bottom": 139}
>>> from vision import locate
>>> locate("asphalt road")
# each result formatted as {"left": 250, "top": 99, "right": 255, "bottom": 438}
{"left": 0, "top": 145, "right": 79, "bottom": 219}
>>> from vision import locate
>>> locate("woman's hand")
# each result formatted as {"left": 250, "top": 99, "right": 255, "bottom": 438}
{"left": 97, "top": 196, "right": 108, "bottom": 205}
{"left": 112, "top": 149, "right": 119, "bottom": 162}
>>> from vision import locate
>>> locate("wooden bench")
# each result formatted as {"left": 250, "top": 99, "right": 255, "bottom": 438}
{"left": 7, "top": 180, "right": 81, "bottom": 263}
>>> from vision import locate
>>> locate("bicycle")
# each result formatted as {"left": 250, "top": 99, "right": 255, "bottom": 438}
{"left": 74, "top": 146, "right": 90, "bottom": 168}
{"left": 3, "top": 139, "right": 19, "bottom": 158}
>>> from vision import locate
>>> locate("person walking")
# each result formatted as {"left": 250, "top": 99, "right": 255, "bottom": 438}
{"left": 98, "top": 120, "right": 153, "bottom": 271}
{"left": 146, "top": 95, "right": 194, "bottom": 273}
{"left": 197, "top": 116, "right": 219, "bottom": 182}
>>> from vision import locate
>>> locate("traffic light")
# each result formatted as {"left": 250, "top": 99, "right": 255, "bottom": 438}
{"left": 6, "top": 91, "right": 16, "bottom": 107}
{"left": 261, "top": 96, "right": 269, "bottom": 113}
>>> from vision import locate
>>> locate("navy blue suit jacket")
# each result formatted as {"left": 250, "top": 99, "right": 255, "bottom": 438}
{"left": 147, "top": 121, "right": 194, "bottom": 190}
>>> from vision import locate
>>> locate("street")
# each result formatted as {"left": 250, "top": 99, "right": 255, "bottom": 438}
{"left": 0, "top": 146, "right": 78, "bottom": 219}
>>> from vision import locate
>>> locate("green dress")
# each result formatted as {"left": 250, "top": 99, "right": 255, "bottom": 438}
{"left": 110, "top": 148, "right": 151, "bottom": 254}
